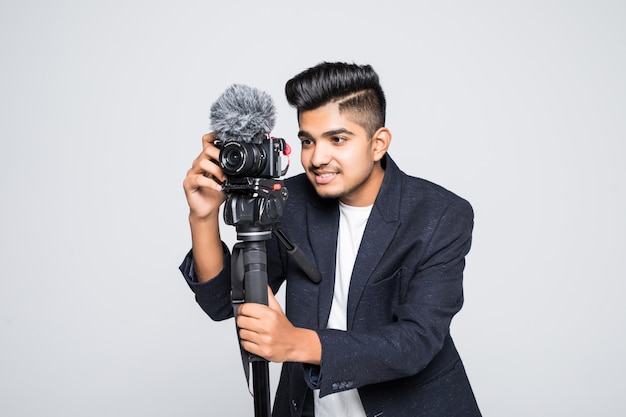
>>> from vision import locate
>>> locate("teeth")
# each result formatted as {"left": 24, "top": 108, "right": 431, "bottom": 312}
{"left": 318, "top": 173, "right": 334, "bottom": 178}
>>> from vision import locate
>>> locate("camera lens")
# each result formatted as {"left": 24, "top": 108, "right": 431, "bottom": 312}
{"left": 220, "top": 141, "right": 266, "bottom": 177}
{"left": 223, "top": 148, "right": 242, "bottom": 166}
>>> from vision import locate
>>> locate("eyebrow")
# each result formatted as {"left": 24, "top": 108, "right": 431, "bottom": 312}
{"left": 297, "top": 128, "right": 356, "bottom": 139}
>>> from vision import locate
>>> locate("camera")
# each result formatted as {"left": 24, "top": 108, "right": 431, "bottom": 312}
{"left": 215, "top": 136, "right": 290, "bottom": 234}
{"left": 215, "top": 137, "right": 287, "bottom": 179}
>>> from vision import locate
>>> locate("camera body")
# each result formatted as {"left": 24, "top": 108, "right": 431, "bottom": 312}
{"left": 215, "top": 137, "right": 287, "bottom": 179}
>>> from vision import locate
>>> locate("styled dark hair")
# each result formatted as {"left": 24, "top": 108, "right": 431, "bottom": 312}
{"left": 285, "top": 62, "right": 386, "bottom": 137}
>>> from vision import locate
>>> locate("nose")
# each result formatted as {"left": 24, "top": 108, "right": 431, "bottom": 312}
{"left": 309, "top": 141, "right": 330, "bottom": 167}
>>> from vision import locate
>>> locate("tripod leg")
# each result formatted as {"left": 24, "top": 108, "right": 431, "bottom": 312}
{"left": 252, "top": 361, "right": 271, "bottom": 417}
{"left": 235, "top": 240, "right": 272, "bottom": 417}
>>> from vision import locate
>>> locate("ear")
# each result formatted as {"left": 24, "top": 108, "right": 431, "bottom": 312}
{"left": 371, "top": 127, "right": 392, "bottom": 162}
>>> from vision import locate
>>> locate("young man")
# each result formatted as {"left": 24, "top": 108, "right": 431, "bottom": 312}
{"left": 181, "top": 62, "right": 482, "bottom": 416}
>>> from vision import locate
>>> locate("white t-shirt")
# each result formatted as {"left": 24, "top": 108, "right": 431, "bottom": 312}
{"left": 314, "top": 202, "right": 372, "bottom": 417}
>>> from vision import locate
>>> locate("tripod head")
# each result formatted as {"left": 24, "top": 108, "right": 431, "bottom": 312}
{"left": 223, "top": 176, "right": 322, "bottom": 284}
{"left": 222, "top": 177, "right": 288, "bottom": 241}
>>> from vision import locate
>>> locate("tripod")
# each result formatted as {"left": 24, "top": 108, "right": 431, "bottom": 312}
{"left": 224, "top": 178, "right": 321, "bottom": 417}
{"left": 231, "top": 237, "right": 273, "bottom": 417}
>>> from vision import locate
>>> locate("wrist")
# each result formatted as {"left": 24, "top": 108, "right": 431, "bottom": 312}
{"left": 293, "top": 328, "right": 321, "bottom": 365}
{"left": 189, "top": 209, "right": 220, "bottom": 225}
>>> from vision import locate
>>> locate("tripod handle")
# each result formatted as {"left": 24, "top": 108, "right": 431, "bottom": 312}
{"left": 231, "top": 241, "right": 272, "bottom": 417}
{"left": 273, "top": 229, "right": 322, "bottom": 284}
{"left": 241, "top": 241, "right": 269, "bottom": 306}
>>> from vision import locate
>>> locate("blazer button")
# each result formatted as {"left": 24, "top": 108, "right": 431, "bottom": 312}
{"left": 291, "top": 400, "right": 298, "bottom": 411}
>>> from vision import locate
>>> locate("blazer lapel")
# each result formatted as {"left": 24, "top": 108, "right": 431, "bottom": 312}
{"left": 347, "top": 156, "right": 403, "bottom": 329}
{"left": 306, "top": 200, "right": 339, "bottom": 328}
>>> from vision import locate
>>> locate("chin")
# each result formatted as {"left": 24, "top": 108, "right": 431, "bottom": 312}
{"left": 311, "top": 185, "right": 343, "bottom": 200}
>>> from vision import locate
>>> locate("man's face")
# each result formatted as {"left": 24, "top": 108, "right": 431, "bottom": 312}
{"left": 297, "top": 102, "right": 385, "bottom": 207}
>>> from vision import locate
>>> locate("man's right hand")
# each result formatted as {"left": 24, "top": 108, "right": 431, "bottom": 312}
{"left": 183, "top": 133, "right": 227, "bottom": 221}
{"left": 183, "top": 133, "right": 228, "bottom": 282}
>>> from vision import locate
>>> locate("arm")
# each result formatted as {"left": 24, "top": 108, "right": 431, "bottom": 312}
{"left": 179, "top": 133, "right": 236, "bottom": 321}
{"left": 182, "top": 133, "right": 227, "bottom": 282}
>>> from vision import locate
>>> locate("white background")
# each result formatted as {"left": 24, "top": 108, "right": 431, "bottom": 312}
{"left": 1, "top": 1, "right": 624, "bottom": 416}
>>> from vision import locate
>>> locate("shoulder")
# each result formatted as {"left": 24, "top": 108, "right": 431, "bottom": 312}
{"left": 407, "top": 175, "right": 472, "bottom": 213}
{"left": 382, "top": 155, "right": 473, "bottom": 220}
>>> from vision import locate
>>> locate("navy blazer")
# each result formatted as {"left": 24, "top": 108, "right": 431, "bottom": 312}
{"left": 181, "top": 155, "right": 481, "bottom": 417}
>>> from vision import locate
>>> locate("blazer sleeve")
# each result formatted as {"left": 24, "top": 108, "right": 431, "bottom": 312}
{"left": 178, "top": 243, "right": 235, "bottom": 321}
{"left": 308, "top": 198, "right": 474, "bottom": 397}
{"left": 179, "top": 237, "right": 287, "bottom": 321}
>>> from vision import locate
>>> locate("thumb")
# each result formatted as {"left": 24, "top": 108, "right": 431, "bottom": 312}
{"left": 267, "top": 286, "right": 284, "bottom": 314}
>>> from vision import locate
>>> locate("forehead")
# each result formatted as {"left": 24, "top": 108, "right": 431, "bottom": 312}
{"left": 298, "top": 102, "right": 366, "bottom": 137}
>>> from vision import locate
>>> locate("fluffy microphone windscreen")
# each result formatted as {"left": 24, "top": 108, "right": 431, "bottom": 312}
{"left": 209, "top": 84, "right": 276, "bottom": 144}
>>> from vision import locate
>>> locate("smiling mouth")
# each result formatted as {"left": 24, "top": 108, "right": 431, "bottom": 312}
{"left": 312, "top": 171, "right": 337, "bottom": 185}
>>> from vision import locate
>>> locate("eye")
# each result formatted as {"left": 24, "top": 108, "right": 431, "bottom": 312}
{"left": 331, "top": 136, "right": 346, "bottom": 144}
{"left": 300, "top": 138, "right": 313, "bottom": 147}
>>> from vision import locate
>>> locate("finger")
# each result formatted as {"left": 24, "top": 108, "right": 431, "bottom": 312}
{"left": 198, "top": 158, "right": 226, "bottom": 183}
{"left": 183, "top": 171, "right": 222, "bottom": 194}
{"left": 198, "top": 142, "right": 222, "bottom": 167}
{"left": 198, "top": 144, "right": 225, "bottom": 180}
{"left": 240, "top": 339, "right": 263, "bottom": 359}
{"left": 267, "top": 287, "right": 283, "bottom": 314}
{"left": 202, "top": 132, "right": 217, "bottom": 149}
{"left": 186, "top": 156, "right": 222, "bottom": 185}
{"left": 239, "top": 327, "right": 258, "bottom": 343}
{"left": 237, "top": 303, "right": 263, "bottom": 320}
{"left": 186, "top": 148, "right": 226, "bottom": 186}
{"left": 240, "top": 301, "right": 277, "bottom": 323}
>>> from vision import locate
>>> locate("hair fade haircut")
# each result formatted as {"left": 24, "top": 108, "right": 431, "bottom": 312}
{"left": 285, "top": 62, "right": 386, "bottom": 138}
